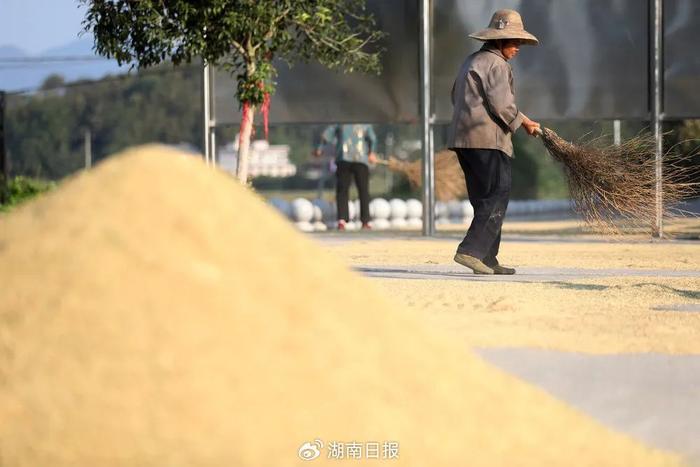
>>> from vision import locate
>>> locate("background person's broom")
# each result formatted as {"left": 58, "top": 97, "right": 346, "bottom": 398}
{"left": 536, "top": 127, "right": 699, "bottom": 234}
{"left": 375, "top": 150, "right": 467, "bottom": 201}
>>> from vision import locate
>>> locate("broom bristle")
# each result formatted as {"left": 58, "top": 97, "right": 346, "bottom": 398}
{"left": 387, "top": 150, "right": 466, "bottom": 202}
{"left": 540, "top": 127, "right": 699, "bottom": 234}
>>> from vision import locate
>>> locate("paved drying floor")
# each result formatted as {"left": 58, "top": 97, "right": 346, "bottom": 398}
{"left": 355, "top": 264, "right": 700, "bottom": 283}
{"left": 316, "top": 231, "right": 700, "bottom": 465}
{"left": 477, "top": 348, "right": 700, "bottom": 465}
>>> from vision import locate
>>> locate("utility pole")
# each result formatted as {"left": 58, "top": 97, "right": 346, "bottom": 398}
{"left": 0, "top": 91, "right": 7, "bottom": 204}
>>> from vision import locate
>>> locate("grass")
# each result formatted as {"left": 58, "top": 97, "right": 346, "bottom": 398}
{"left": 0, "top": 176, "right": 55, "bottom": 212}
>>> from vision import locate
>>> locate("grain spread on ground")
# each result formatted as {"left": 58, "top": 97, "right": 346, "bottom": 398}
{"left": 0, "top": 145, "right": 680, "bottom": 466}
{"left": 324, "top": 237, "right": 700, "bottom": 354}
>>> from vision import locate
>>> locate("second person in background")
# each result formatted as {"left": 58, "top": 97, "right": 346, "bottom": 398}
{"left": 315, "top": 124, "right": 378, "bottom": 230}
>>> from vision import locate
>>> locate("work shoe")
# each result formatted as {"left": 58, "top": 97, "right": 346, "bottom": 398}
{"left": 484, "top": 257, "right": 516, "bottom": 275}
{"left": 491, "top": 264, "right": 516, "bottom": 275}
{"left": 454, "top": 253, "right": 494, "bottom": 274}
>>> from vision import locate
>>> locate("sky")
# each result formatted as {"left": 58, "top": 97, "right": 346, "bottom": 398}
{"left": 0, "top": 0, "right": 88, "bottom": 54}
{"left": 0, "top": 0, "right": 125, "bottom": 91}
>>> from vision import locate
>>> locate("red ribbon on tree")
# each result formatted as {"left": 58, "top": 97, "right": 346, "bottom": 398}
{"left": 261, "top": 90, "right": 270, "bottom": 140}
{"left": 238, "top": 82, "right": 270, "bottom": 149}
{"left": 258, "top": 81, "right": 270, "bottom": 140}
{"left": 239, "top": 101, "right": 252, "bottom": 150}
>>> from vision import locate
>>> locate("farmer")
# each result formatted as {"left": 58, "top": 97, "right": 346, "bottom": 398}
{"left": 448, "top": 9, "right": 541, "bottom": 274}
{"left": 314, "top": 124, "right": 378, "bottom": 230}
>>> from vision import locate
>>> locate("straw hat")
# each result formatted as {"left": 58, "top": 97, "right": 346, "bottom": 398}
{"left": 469, "top": 9, "right": 539, "bottom": 46}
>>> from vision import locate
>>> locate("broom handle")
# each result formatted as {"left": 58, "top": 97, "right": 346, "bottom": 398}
{"left": 370, "top": 153, "right": 391, "bottom": 166}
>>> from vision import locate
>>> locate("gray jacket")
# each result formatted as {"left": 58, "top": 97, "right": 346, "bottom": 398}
{"left": 446, "top": 43, "right": 524, "bottom": 157}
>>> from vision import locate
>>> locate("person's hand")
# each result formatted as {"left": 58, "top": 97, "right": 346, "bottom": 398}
{"left": 368, "top": 152, "right": 378, "bottom": 164}
{"left": 312, "top": 149, "right": 322, "bottom": 158}
{"left": 522, "top": 117, "right": 541, "bottom": 137}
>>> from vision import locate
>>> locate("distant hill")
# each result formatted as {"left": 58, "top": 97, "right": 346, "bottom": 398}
{"left": 0, "top": 45, "right": 27, "bottom": 58}
{"left": 0, "top": 35, "right": 125, "bottom": 92}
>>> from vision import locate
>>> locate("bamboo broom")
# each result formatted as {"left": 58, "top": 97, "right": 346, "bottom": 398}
{"left": 375, "top": 149, "right": 467, "bottom": 201}
{"left": 536, "top": 127, "right": 699, "bottom": 234}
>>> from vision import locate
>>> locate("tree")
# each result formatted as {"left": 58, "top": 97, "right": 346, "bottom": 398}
{"left": 40, "top": 74, "right": 66, "bottom": 91}
{"left": 81, "top": 0, "right": 385, "bottom": 183}
{"left": 7, "top": 65, "right": 202, "bottom": 179}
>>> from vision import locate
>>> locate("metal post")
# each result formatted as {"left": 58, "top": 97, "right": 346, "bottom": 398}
{"left": 651, "top": 0, "right": 664, "bottom": 238}
{"left": 613, "top": 119, "right": 621, "bottom": 146}
{"left": 210, "top": 127, "right": 217, "bottom": 166}
{"left": 84, "top": 129, "right": 92, "bottom": 169}
{"left": 203, "top": 62, "right": 211, "bottom": 165}
{"left": 420, "top": 0, "right": 435, "bottom": 236}
{"left": 209, "top": 67, "right": 217, "bottom": 166}
{"left": 0, "top": 90, "right": 7, "bottom": 204}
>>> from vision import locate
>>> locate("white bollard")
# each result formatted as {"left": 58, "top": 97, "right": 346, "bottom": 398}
{"left": 370, "top": 218, "right": 391, "bottom": 230}
{"left": 405, "top": 198, "right": 422, "bottom": 220}
{"left": 294, "top": 221, "right": 314, "bottom": 232}
{"left": 312, "top": 221, "right": 328, "bottom": 232}
{"left": 389, "top": 198, "right": 408, "bottom": 220}
{"left": 390, "top": 217, "right": 408, "bottom": 229}
{"left": 461, "top": 200, "right": 474, "bottom": 220}
{"left": 406, "top": 217, "right": 423, "bottom": 229}
{"left": 370, "top": 198, "right": 391, "bottom": 220}
{"left": 291, "top": 198, "right": 314, "bottom": 223}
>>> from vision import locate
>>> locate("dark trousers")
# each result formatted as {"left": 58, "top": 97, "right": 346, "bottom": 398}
{"left": 336, "top": 160, "right": 370, "bottom": 223}
{"left": 455, "top": 148, "right": 512, "bottom": 265}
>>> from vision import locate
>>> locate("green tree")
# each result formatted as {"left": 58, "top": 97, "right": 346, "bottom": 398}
{"left": 7, "top": 66, "right": 202, "bottom": 179}
{"left": 7, "top": 92, "right": 81, "bottom": 178}
{"left": 40, "top": 74, "right": 66, "bottom": 91}
{"left": 81, "top": 0, "right": 385, "bottom": 183}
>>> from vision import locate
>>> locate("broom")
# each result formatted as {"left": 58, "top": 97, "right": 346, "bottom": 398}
{"left": 375, "top": 149, "right": 467, "bottom": 201}
{"left": 536, "top": 127, "right": 699, "bottom": 234}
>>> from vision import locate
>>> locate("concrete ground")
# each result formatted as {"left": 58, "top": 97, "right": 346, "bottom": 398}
{"left": 476, "top": 348, "right": 700, "bottom": 466}
{"left": 314, "top": 226, "right": 700, "bottom": 465}
{"left": 355, "top": 264, "right": 700, "bottom": 284}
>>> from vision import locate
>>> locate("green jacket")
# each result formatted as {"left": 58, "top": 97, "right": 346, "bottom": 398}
{"left": 318, "top": 124, "right": 377, "bottom": 165}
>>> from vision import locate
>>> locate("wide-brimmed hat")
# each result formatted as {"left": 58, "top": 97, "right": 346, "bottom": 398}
{"left": 469, "top": 9, "right": 539, "bottom": 46}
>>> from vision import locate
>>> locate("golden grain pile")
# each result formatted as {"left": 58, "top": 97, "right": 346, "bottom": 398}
{"left": 0, "top": 145, "right": 680, "bottom": 466}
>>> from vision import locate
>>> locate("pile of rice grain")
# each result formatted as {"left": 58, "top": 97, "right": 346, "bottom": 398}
{"left": 0, "top": 145, "right": 680, "bottom": 466}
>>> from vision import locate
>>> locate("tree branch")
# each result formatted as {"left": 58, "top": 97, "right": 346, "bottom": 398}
{"left": 231, "top": 40, "right": 246, "bottom": 57}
